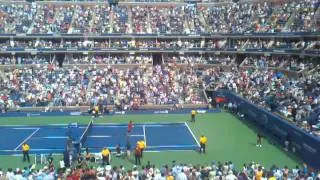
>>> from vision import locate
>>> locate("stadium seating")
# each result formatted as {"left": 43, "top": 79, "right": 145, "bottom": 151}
{"left": 0, "top": 1, "right": 318, "bottom": 34}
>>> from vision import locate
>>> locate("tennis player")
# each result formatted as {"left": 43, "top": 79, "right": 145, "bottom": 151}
{"left": 256, "top": 133, "right": 263, "bottom": 147}
{"left": 128, "top": 120, "right": 133, "bottom": 133}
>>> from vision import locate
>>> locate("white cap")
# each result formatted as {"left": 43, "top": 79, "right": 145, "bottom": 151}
{"left": 105, "top": 165, "right": 112, "bottom": 171}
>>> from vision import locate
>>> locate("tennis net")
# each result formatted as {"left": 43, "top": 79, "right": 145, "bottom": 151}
{"left": 79, "top": 119, "right": 94, "bottom": 148}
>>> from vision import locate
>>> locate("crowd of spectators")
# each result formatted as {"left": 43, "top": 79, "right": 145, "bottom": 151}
{"left": 87, "top": 63, "right": 205, "bottom": 110}
{"left": 285, "top": 0, "right": 319, "bottom": 32}
{"left": 0, "top": 54, "right": 237, "bottom": 66}
{"left": 3, "top": 53, "right": 316, "bottom": 69}
{"left": 0, "top": 159, "right": 319, "bottom": 180}
{"left": 0, "top": 4, "right": 34, "bottom": 34}
{"left": 214, "top": 65, "right": 320, "bottom": 134}
{"left": 277, "top": 69, "right": 320, "bottom": 122}
{"left": 241, "top": 55, "right": 315, "bottom": 72}
{"left": 165, "top": 55, "right": 235, "bottom": 65}
{"left": 229, "top": 39, "right": 309, "bottom": 50}
{"left": 0, "top": 39, "right": 205, "bottom": 49}
{"left": 2, "top": 38, "right": 318, "bottom": 52}
{"left": 0, "top": 55, "right": 52, "bottom": 65}
{"left": 0, "top": 54, "right": 318, "bottom": 112}
{"left": 0, "top": 1, "right": 318, "bottom": 34}
{"left": 64, "top": 54, "right": 153, "bottom": 65}
{"left": 200, "top": 1, "right": 316, "bottom": 34}
{"left": 0, "top": 66, "right": 90, "bottom": 108}
{"left": 0, "top": 62, "right": 207, "bottom": 110}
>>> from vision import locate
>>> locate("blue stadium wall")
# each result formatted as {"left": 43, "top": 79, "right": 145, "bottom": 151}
{"left": 209, "top": 90, "right": 320, "bottom": 169}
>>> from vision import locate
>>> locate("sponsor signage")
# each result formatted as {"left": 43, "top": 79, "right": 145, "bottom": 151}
{"left": 154, "top": 110, "right": 169, "bottom": 114}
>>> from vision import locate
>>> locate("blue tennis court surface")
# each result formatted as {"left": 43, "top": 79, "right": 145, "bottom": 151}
{"left": 0, "top": 122, "right": 199, "bottom": 155}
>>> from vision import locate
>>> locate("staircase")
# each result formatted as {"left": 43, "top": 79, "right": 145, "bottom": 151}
{"left": 282, "top": 11, "right": 296, "bottom": 32}
{"left": 239, "top": 57, "right": 248, "bottom": 67}
{"left": 88, "top": 6, "right": 98, "bottom": 34}
{"left": 313, "top": 6, "right": 320, "bottom": 30}
{"left": 27, "top": 3, "right": 39, "bottom": 34}
{"left": 85, "top": 76, "right": 94, "bottom": 104}
{"left": 198, "top": 9, "right": 210, "bottom": 33}
{"left": 0, "top": 69, "right": 7, "bottom": 81}
{"left": 127, "top": 6, "right": 133, "bottom": 33}
{"left": 109, "top": 6, "right": 115, "bottom": 33}
{"left": 146, "top": 7, "right": 152, "bottom": 34}
{"left": 67, "top": 5, "right": 78, "bottom": 34}
{"left": 305, "top": 41, "right": 317, "bottom": 50}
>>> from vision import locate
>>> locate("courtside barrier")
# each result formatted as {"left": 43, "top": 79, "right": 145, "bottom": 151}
{"left": 210, "top": 90, "right": 320, "bottom": 169}
{"left": 0, "top": 108, "right": 220, "bottom": 117}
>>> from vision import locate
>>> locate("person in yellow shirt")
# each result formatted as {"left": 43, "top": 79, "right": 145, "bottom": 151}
{"left": 22, "top": 143, "right": 30, "bottom": 162}
{"left": 199, "top": 135, "right": 207, "bottom": 153}
{"left": 101, "top": 147, "right": 111, "bottom": 165}
{"left": 268, "top": 174, "right": 276, "bottom": 180}
{"left": 94, "top": 105, "right": 99, "bottom": 117}
{"left": 255, "top": 166, "right": 263, "bottom": 180}
{"left": 137, "top": 140, "right": 146, "bottom": 158}
{"left": 191, "top": 109, "right": 197, "bottom": 122}
{"left": 166, "top": 172, "right": 174, "bottom": 180}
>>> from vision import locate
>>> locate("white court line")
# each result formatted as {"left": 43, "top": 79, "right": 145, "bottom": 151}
{"left": 143, "top": 125, "right": 147, "bottom": 145}
{"left": 130, "top": 134, "right": 144, "bottom": 137}
{"left": 94, "top": 122, "right": 186, "bottom": 127}
{"left": 13, "top": 127, "right": 67, "bottom": 129}
{"left": 147, "top": 145, "right": 198, "bottom": 148}
{"left": 32, "top": 136, "right": 68, "bottom": 139}
{"left": 14, "top": 128, "right": 40, "bottom": 150}
{"left": 88, "top": 134, "right": 144, "bottom": 138}
{"left": 91, "top": 125, "right": 127, "bottom": 128}
{"left": 0, "top": 125, "right": 29, "bottom": 127}
{"left": 48, "top": 124, "right": 68, "bottom": 126}
{"left": 0, "top": 148, "right": 65, "bottom": 152}
{"left": 0, "top": 124, "right": 67, "bottom": 127}
{"left": 144, "top": 124, "right": 170, "bottom": 127}
{"left": 89, "top": 135, "right": 111, "bottom": 138}
{"left": 145, "top": 149, "right": 196, "bottom": 153}
{"left": 93, "top": 124, "right": 178, "bottom": 128}
{"left": 81, "top": 144, "right": 198, "bottom": 150}
{"left": 184, "top": 122, "right": 200, "bottom": 147}
{"left": 95, "top": 122, "right": 185, "bottom": 125}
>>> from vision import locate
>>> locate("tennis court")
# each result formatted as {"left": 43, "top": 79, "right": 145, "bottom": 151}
{"left": 0, "top": 113, "right": 301, "bottom": 169}
{"left": 0, "top": 122, "right": 199, "bottom": 155}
